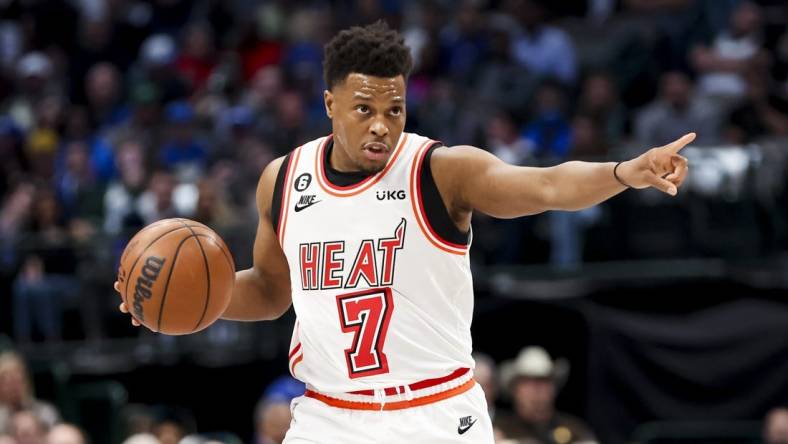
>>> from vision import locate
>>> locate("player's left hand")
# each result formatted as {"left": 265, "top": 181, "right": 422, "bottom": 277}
{"left": 618, "top": 132, "right": 694, "bottom": 196}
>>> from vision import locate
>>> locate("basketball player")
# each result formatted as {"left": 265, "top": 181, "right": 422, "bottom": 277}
{"left": 118, "top": 22, "right": 692, "bottom": 443}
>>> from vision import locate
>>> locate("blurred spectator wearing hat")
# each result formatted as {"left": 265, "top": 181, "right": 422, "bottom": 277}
{"left": 6, "top": 52, "right": 56, "bottom": 131}
{"left": 254, "top": 376, "right": 304, "bottom": 444}
{"left": 131, "top": 34, "right": 189, "bottom": 104}
{"left": 495, "top": 346, "right": 596, "bottom": 444}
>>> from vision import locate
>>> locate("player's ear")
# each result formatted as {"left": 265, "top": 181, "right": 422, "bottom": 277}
{"left": 324, "top": 90, "right": 333, "bottom": 119}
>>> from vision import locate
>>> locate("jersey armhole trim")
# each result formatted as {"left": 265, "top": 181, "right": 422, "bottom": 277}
{"left": 409, "top": 141, "right": 470, "bottom": 255}
{"left": 271, "top": 153, "right": 292, "bottom": 234}
{"left": 277, "top": 146, "right": 304, "bottom": 246}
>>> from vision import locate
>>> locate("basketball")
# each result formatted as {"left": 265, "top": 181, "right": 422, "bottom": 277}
{"left": 117, "top": 218, "right": 235, "bottom": 335}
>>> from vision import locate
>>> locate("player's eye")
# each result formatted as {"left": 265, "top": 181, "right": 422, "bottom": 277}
{"left": 389, "top": 107, "right": 402, "bottom": 117}
{"left": 355, "top": 105, "right": 370, "bottom": 114}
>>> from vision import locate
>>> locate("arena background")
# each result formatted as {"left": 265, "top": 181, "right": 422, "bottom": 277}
{"left": 1, "top": 0, "right": 788, "bottom": 443}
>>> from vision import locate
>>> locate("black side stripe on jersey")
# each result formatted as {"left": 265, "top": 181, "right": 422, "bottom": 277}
{"left": 419, "top": 143, "right": 470, "bottom": 246}
{"left": 271, "top": 152, "right": 292, "bottom": 234}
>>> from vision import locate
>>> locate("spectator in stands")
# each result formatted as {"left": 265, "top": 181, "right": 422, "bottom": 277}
{"left": 254, "top": 376, "right": 304, "bottom": 444}
{"left": 26, "top": 95, "right": 65, "bottom": 182}
{"left": 691, "top": 1, "right": 768, "bottom": 103}
{"left": 473, "top": 352, "right": 499, "bottom": 420}
{"left": 159, "top": 101, "right": 208, "bottom": 183}
{"left": 522, "top": 80, "right": 572, "bottom": 162}
{"left": 103, "top": 139, "right": 149, "bottom": 235}
{"left": 192, "top": 178, "right": 238, "bottom": 231}
{"left": 480, "top": 111, "right": 533, "bottom": 264}
{"left": 84, "top": 62, "right": 128, "bottom": 131}
{"left": 9, "top": 410, "right": 47, "bottom": 444}
{"left": 138, "top": 170, "right": 181, "bottom": 224}
{"left": 175, "top": 22, "right": 218, "bottom": 94}
{"left": 46, "top": 423, "right": 86, "bottom": 444}
{"left": 577, "top": 71, "right": 627, "bottom": 145}
{"left": 13, "top": 188, "right": 80, "bottom": 343}
{"left": 635, "top": 70, "right": 720, "bottom": 146}
{"left": 152, "top": 407, "right": 195, "bottom": 444}
{"left": 107, "top": 82, "right": 163, "bottom": 153}
{"left": 132, "top": 34, "right": 189, "bottom": 104}
{"left": 508, "top": 0, "right": 577, "bottom": 84}
{"left": 0, "top": 352, "right": 59, "bottom": 433}
{"left": 122, "top": 434, "right": 160, "bottom": 444}
{"left": 0, "top": 182, "right": 35, "bottom": 253}
{"left": 765, "top": 407, "right": 788, "bottom": 444}
{"left": 495, "top": 346, "right": 596, "bottom": 443}
{"left": 546, "top": 113, "right": 605, "bottom": 270}
{"left": 54, "top": 140, "right": 104, "bottom": 227}
{"left": 6, "top": 52, "right": 55, "bottom": 131}
{"left": 254, "top": 400, "right": 289, "bottom": 444}
{"left": 438, "top": 0, "right": 490, "bottom": 85}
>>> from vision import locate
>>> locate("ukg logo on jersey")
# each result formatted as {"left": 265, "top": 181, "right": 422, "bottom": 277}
{"left": 376, "top": 190, "right": 406, "bottom": 201}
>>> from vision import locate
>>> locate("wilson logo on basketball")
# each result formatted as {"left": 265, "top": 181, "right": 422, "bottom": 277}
{"left": 132, "top": 256, "right": 166, "bottom": 321}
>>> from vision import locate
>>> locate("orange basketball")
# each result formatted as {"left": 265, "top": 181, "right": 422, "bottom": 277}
{"left": 117, "top": 218, "right": 235, "bottom": 335}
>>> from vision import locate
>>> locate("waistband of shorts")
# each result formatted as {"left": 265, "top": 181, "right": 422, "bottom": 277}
{"left": 304, "top": 367, "right": 475, "bottom": 411}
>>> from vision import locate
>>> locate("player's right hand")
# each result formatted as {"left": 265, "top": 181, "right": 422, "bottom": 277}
{"left": 114, "top": 281, "right": 141, "bottom": 327}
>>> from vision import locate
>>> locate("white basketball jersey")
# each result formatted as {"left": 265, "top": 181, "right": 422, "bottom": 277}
{"left": 276, "top": 132, "right": 475, "bottom": 393}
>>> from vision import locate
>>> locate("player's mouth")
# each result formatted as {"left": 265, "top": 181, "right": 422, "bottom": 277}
{"left": 362, "top": 142, "right": 390, "bottom": 162}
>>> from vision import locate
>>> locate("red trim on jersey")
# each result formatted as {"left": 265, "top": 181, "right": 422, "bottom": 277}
{"left": 316, "top": 133, "right": 409, "bottom": 197}
{"left": 409, "top": 141, "right": 469, "bottom": 255}
{"left": 348, "top": 367, "right": 471, "bottom": 396}
{"left": 304, "top": 379, "right": 475, "bottom": 411}
{"left": 278, "top": 146, "right": 303, "bottom": 246}
{"left": 288, "top": 343, "right": 302, "bottom": 360}
{"left": 290, "top": 353, "right": 304, "bottom": 375}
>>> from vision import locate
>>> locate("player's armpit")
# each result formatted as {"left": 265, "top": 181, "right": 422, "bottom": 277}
{"left": 221, "top": 157, "right": 292, "bottom": 321}
{"left": 430, "top": 145, "right": 555, "bottom": 219}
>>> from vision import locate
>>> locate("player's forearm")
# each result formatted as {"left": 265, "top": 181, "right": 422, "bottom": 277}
{"left": 540, "top": 161, "right": 626, "bottom": 211}
{"left": 221, "top": 268, "right": 291, "bottom": 321}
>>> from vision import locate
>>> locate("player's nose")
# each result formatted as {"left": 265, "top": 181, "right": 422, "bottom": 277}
{"left": 370, "top": 119, "right": 388, "bottom": 138}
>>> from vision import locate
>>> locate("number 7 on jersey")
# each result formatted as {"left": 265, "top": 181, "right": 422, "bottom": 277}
{"left": 336, "top": 288, "right": 394, "bottom": 378}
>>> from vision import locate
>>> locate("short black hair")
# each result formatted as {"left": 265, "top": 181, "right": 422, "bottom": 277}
{"left": 323, "top": 21, "right": 413, "bottom": 90}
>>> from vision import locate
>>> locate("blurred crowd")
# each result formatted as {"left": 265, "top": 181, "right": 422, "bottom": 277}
{"left": 0, "top": 347, "right": 302, "bottom": 443}
{"left": 2, "top": 345, "right": 788, "bottom": 444}
{"left": 1, "top": 0, "right": 788, "bottom": 342}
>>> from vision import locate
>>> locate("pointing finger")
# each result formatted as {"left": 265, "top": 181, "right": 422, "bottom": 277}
{"left": 663, "top": 133, "right": 696, "bottom": 154}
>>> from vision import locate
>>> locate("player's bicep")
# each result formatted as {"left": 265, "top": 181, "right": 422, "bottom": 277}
{"left": 432, "top": 146, "right": 554, "bottom": 218}
{"left": 252, "top": 158, "right": 292, "bottom": 304}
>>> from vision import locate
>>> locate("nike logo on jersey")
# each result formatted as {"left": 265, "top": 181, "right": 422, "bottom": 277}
{"left": 295, "top": 195, "right": 321, "bottom": 212}
{"left": 457, "top": 416, "right": 477, "bottom": 435}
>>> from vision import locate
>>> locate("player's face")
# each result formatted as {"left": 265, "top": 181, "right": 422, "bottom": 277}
{"left": 324, "top": 73, "right": 406, "bottom": 174}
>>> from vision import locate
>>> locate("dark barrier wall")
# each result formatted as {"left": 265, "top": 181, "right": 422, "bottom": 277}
{"left": 584, "top": 282, "right": 788, "bottom": 444}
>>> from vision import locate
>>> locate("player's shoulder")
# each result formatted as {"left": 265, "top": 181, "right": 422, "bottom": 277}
{"left": 260, "top": 155, "right": 287, "bottom": 188}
